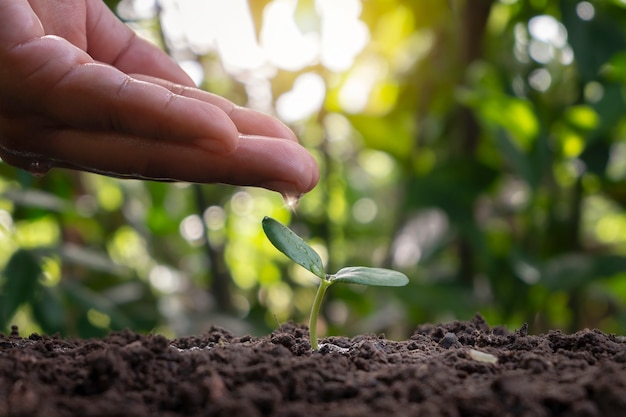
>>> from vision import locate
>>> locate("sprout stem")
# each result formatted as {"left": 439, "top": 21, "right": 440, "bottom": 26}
{"left": 309, "top": 278, "right": 333, "bottom": 351}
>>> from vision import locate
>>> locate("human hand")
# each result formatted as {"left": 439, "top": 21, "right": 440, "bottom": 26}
{"left": 0, "top": 1, "right": 319, "bottom": 195}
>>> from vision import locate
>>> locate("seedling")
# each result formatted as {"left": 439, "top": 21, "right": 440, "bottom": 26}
{"left": 262, "top": 216, "right": 409, "bottom": 350}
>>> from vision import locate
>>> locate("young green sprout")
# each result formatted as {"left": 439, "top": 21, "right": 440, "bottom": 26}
{"left": 262, "top": 216, "right": 409, "bottom": 350}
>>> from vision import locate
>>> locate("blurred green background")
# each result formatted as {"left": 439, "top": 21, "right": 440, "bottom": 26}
{"left": 3, "top": 0, "right": 626, "bottom": 339}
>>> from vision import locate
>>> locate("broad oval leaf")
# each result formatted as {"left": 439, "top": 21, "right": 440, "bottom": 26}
{"left": 332, "top": 266, "right": 409, "bottom": 287}
{"left": 262, "top": 217, "right": 325, "bottom": 279}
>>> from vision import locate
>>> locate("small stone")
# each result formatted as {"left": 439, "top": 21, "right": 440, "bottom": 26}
{"left": 439, "top": 332, "right": 461, "bottom": 349}
{"left": 468, "top": 349, "right": 498, "bottom": 364}
{"left": 515, "top": 323, "right": 529, "bottom": 337}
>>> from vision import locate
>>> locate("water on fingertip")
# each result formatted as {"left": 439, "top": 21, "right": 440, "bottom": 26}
{"left": 283, "top": 193, "right": 303, "bottom": 213}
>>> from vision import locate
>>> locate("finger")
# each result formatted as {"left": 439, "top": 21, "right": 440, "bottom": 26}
{"left": 3, "top": 37, "right": 239, "bottom": 153}
{"left": 8, "top": 0, "right": 193, "bottom": 86}
{"left": 131, "top": 74, "right": 299, "bottom": 142}
{"left": 90, "top": 8, "right": 297, "bottom": 147}
{"left": 85, "top": 1, "right": 194, "bottom": 86}
{"left": 0, "top": 1, "right": 45, "bottom": 45}
{"left": 0, "top": 130, "right": 319, "bottom": 194}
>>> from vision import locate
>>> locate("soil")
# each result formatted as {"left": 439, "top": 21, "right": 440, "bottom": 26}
{"left": 1, "top": 314, "right": 625, "bottom": 417}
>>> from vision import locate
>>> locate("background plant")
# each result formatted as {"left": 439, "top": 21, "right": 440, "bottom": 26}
{"left": 3, "top": 0, "right": 626, "bottom": 338}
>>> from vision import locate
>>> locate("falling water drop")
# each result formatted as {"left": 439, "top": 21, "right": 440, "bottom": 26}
{"left": 283, "top": 193, "right": 303, "bottom": 212}
{"left": 26, "top": 160, "right": 54, "bottom": 177}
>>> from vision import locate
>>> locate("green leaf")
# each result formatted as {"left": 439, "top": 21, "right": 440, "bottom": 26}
{"left": 0, "top": 250, "right": 42, "bottom": 326}
{"left": 332, "top": 266, "right": 409, "bottom": 287}
{"left": 262, "top": 217, "right": 325, "bottom": 279}
{"left": 495, "top": 129, "right": 537, "bottom": 188}
{"left": 31, "top": 286, "right": 67, "bottom": 335}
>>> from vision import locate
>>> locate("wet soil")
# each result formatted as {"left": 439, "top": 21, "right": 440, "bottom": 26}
{"left": 1, "top": 314, "right": 625, "bottom": 417}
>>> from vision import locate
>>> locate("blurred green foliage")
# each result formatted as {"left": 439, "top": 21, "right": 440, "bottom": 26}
{"left": 3, "top": 0, "right": 626, "bottom": 338}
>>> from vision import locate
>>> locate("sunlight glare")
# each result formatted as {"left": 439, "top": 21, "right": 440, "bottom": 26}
{"left": 117, "top": 0, "right": 156, "bottom": 20}
{"left": 203, "top": 206, "right": 226, "bottom": 231}
{"left": 317, "top": 0, "right": 369, "bottom": 72}
{"left": 161, "top": 0, "right": 264, "bottom": 72}
{"left": 528, "top": 15, "right": 567, "bottom": 48}
{"left": 230, "top": 191, "right": 254, "bottom": 216}
{"left": 526, "top": 15, "right": 569, "bottom": 65}
{"left": 352, "top": 198, "right": 378, "bottom": 224}
{"left": 283, "top": 193, "right": 303, "bottom": 212}
{"left": 607, "top": 143, "right": 626, "bottom": 181}
{"left": 528, "top": 68, "right": 552, "bottom": 92}
{"left": 576, "top": 2, "right": 595, "bottom": 21}
{"left": 261, "top": 0, "right": 368, "bottom": 73}
{"left": 584, "top": 81, "right": 604, "bottom": 103}
{"left": 179, "top": 214, "right": 204, "bottom": 243}
{"left": 528, "top": 39, "right": 554, "bottom": 64}
{"left": 149, "top": 265, "right": 184, "bottom": 294}
{"left": 276, "top": 72, "right": 326, "bottom": 122}
{"left": 178, "top": 60, "right": 204, "bottom": 86}
{"left": 261, "top": 0, "right": 320, "bottom": 71}
{"left": 157, "top": 0, "right": 370, "bottom": 84}
{"left": 359, "top": 149, "right": 395, "bottom": 179}
{"left": 391, "top": 210, "right": 449, "bottom": 268}
{"left": 339, "top": 58, "right": 385, "bottom": 113}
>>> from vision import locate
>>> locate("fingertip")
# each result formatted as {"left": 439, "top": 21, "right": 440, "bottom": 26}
{"left": 299, "top": 150, "right": 320, "bottom": 192}
{"left": 308, "top": 156, "right": 321, "bottom": 191}
{"left": 259, "top": 144, "right": 320, "bottom": 195}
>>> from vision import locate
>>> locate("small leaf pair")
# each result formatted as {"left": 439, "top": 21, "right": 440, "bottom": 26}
{"left": 262, "top": 216, "right": 409, "bottom": 350}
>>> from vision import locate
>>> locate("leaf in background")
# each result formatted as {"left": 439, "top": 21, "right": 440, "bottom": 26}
{"left": 495, "top": 129, "right": 536, "bottom": 188}
{"left": 61, "top": 281, "right": 133, "bottom": 330}
{"left": 560, "top": 0, "right": 626, "bottom": 139}
{"left": 603, "top": 51, "right": 626, "bottom": 82}
{"left": 348, "top": 113, "right": 415, "bottom": 160}
{"left": 332, "top": 266, "right": 409, "bottom": 287}
{"left": 31, "top": 286, "right": 67, "bottom": 335}
{"left": 458, "top": 59, "right": 539, "bottom": 152}
{"left": 1, "top": 188, "right": 70, "bottom": 212}
{"left": 560, "top": 0, "right": 626, "bottom": 83}
{"left": 565, "top": 106, "right": 600, "bottom": 131}
{"left": 482, "top": 97, "right": 538, "bottom": 152}
{"left": 0, "top": 250, "right": 42, "bottom": 327}
{"left": 405, "top": 158, "right": 498, "bottom": 228}
{"left": 262, "top": 216, "right": 325, "bottom": 279}
{"left": 541, "top": 254, "right": 626, "bottom": 291}
{"left": 59, "top": 243, "right": 131, "bottom": 276}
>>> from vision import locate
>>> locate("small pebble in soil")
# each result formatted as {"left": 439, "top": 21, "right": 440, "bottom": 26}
{"left": 515, "top": 323, "right": 529, "bottom": 337}
{"left": 318, "top": 343, "right": 350, "bottom": 355}
{"left": 468, "top": 349, "right": 498, "bottom": 364}
{"left": 439, "top": 332, "right": 462, "bottom": 349}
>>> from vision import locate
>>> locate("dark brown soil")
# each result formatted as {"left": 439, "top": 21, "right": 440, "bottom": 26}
{"left": 1, "top": 315, "right": 625, "bottom": 417}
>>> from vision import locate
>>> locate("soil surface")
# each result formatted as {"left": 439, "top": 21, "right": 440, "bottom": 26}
{"left": 1, "top": 314, "right": 625, "bottom": 417}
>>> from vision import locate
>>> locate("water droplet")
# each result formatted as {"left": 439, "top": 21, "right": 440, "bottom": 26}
{"left": 283, "top": 193, "right": 302, "bottom": 212}
{"left": 26, "top": 160, "right": 54, "bottom": 177}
